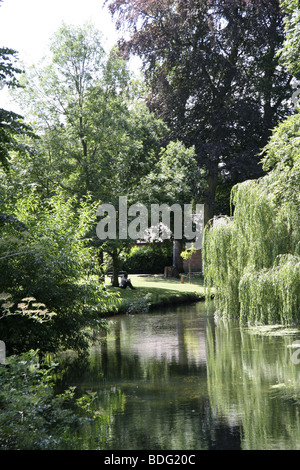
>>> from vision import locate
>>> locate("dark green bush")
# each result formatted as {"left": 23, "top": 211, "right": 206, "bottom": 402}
{"left": 0, "top": 350, "right": 100, "bottom": 450}
{"left": 0, "top": 193, "right": 116, "bottom": 355}
{"left": 121, "top": 243, "right": 173, "bottom": 274}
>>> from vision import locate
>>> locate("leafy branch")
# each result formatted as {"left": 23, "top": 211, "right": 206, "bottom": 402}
{"left": 0, "top": 293, "right": 56, "bottom": 323}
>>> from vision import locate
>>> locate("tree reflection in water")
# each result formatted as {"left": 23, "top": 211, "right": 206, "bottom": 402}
{"left": 58, "top": 302, "right": 300, "bottom": 450}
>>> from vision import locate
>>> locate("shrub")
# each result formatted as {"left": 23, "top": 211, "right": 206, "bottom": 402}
{"left": 0, "top": 191, "right": 117, "bottom": 355}
{"left": 121, "top": 243, "right": 173, "bottom": 274}
{"left": 0, "top": 350, "right": 100, "bottom": 450}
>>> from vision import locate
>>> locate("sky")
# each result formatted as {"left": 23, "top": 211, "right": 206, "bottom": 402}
{"left": 0, "top": 0, "right": 129, "bottom": 113}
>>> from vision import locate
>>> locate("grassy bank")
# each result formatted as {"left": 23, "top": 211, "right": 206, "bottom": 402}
{"left": 104, "top": 274, "right": 206, "bottom": 315}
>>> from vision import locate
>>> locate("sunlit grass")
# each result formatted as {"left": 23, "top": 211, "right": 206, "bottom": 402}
{"left": 104, "top": 273, "right": 206, "bottom": 313}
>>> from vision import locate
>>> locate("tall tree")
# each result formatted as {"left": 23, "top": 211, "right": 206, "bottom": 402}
{"left": 202, "top": 0, "right": 300, "bottom": 324}
{"left": 0, "top": 0, "right": 35, "bottom": 168}
{"left": 106, "top": 0, "right": 293, "bottom": 222}
{"left": 15, "top": 24, "right": 169, "bottom": 285}
{"left": 16, "top": 24, "right": 126, "bottom": 198}
{"left": 16, "top": 24, "right": 167, "bottom": 202}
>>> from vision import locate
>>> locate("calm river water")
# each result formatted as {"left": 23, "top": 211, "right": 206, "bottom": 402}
{"left": 58, "top": 301, "right": 300, "bottom": 450}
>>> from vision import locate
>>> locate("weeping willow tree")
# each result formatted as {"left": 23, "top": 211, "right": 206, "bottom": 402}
{"left": 203, "top": 0, "right": 300, "bottom": 325}
{"left": 203, "top": 114, "right": 300, "bottom": 324}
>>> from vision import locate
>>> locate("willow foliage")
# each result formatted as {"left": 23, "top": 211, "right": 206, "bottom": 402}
{"left": 203, "top": 0, "right": 300, "bottom": 325}
{"left": 203, "top": 150, "right": 300, "bottom": 325}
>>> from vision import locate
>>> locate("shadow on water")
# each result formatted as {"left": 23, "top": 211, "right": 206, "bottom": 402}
{"left": 56, "top": 301, "right": 300, "bottom": 450}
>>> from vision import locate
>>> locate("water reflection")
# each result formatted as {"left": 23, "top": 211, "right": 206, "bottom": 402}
{"left": 206, "top": 320, "right": 300, "bottom": 450}
{"left": 58, "top": 302, "right": 300, "bottom": 450}
{"left": 104, "top": 306, "right": 209, "bottom": 366}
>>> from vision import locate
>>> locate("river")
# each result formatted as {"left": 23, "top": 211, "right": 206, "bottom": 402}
{"left": 57, "top": 301, "right": 300, "bottom": 450}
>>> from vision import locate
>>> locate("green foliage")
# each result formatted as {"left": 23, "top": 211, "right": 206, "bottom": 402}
{"left": 0, "top": 191, "right": 92, "bottom": 294}
{"left": 0, "top": 108, "right": 36, "bottom": 169}
{"left": 203, "top": 0, "right": 300, "bottom": 324}
{"left": 107, "top": 0, "right": 293, "bottom": 219}
{"left": 0, "top": 46, "right": 22, "bottom": 88}
{"left": 0, "top": 190, "right": 115, "bottom": 354}
{"left": 15, "top": 24, "right": 166, "bottom": 202}
{"left": 120, "top": 243, "right": 173, "bottom": 274}
{"left": 137, "top": 140, "right": 200, "bottom": 205}
{"left": 239, "top": 254, "right": 300, "bottom": 325}
{"left": 279, "top": 0, "right": 300, "bottom": 78}
{"left": 12, "top": 23, "right": 169, "bottom": 289}
{"left": 262, "top": 113, "right": 300, "bottom": 170}
{"left": 203, "top": 129, "right": 300, "bottom": 324}
{"left": 0, "top": 8, "right": 37, "bottom": 169}
{"left": 0, "top": 44, "right": 36, "bottom": 169}
{"left": 180, "top": 247, "right": 196, "bottom": 261}
{"left": 0, "top": 21, "right": 172, "bottom": 350}
{"left": 123, "top": 293, "right": 151, "bottom": 315}
{"left": 13, "top": 23, "right": 124, "bottom": 198}
{"left": 0, "top": 350, "right": 101, "bottom": 450}
{"left": 181, "top": 245, "right": 196, "bottom": 283}
{"left": 203, "top": 216, "right": 240, "bottom": 318}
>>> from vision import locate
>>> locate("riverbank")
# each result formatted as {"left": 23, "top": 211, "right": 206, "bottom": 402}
{"left": 104, "top": 273, "right": 206, "bottom": 315}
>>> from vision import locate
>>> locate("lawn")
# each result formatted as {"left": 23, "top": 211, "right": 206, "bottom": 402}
{"left": 104, "top": 273, "right": 206, "bottom": 315}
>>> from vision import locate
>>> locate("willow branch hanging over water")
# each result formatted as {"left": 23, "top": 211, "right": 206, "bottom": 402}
{"left": 203, "top": 113, "right": 300, "bottom": 325}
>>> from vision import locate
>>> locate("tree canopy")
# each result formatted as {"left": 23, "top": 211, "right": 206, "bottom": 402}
{"left": 279, "top": 0, "right": 300, "bottom": 78}
{"left": 0, "top": 44, "right": 35, "bottom": 167}
{"left": 203, "top": 0, "right": 300, "bottom": 324}
{"left": 106, "top": 0, "right": 293, "bottom": 221}
{"left": 15, "top": 24, "right": 169, "bottom": 203}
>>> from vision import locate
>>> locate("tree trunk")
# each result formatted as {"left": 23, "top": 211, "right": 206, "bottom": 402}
{"left": 111, "top": 250, "right": 120, "bottom": 287}
{"left": 204, "top": 168, "right": 218, "bottom": 225}
{"left": 173, "top": 240, "right": 184, "bottom": 272}
{"left": 79, "top": 116, "right": 90, "bottom": 193}
{"left": 97, "top": 249, "right": 103, "bottom": 268}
